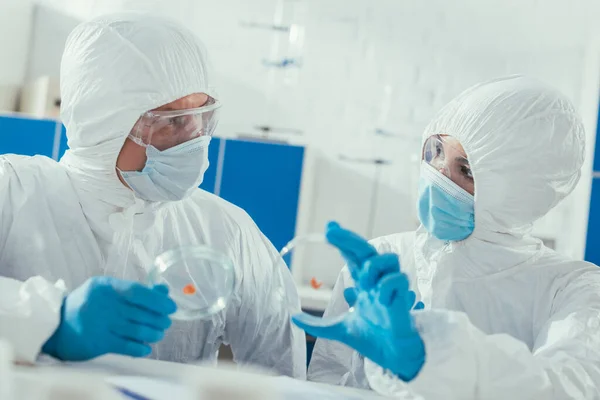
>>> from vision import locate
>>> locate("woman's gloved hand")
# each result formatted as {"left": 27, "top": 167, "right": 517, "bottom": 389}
{"left": 42, "top": 276, "right": 177, "bottom": 361}
{"left": 292, "top": 222, "right": 426, "bottom": 381}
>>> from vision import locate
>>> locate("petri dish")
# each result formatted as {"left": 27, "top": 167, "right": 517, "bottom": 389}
{"left": 148, "top": 246, "right": 236, "bottom": 321}
{"left": 279, "top": 233, "right": 352, "bottom": 326}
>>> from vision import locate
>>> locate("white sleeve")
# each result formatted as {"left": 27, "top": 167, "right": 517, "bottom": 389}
{"left": 307, "top": 267, "right": 370, "bottom": 388}
{"left": 224, "top": 221, "right": 306, "bottom": 379}
{"left": 0, "top": 277, "right": 65, "bottom": 363}
{"left": 0, "top": 158, "right": 65, "bottom": 363}
{"left": 365, "top": 274, "right": 600, "bottom": 400}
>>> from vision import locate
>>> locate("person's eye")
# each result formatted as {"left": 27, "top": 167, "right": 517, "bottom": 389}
{"left": 435, "top": 142, "right": 443, "bottom": 157}
{"left": 170, "top": 116, "right": 187, "bottom": 127}
{"left": 461, "top": 165, "right": 473, "bottom": 180}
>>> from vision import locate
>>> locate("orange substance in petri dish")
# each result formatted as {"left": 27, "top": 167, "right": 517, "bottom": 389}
{"left": 310, "top": 277, "right": 323, "bottom": 289}
{"left": 182, "top": 283, "right": 196, "bottom": 295}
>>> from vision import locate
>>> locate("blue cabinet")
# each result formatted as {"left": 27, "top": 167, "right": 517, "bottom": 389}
{"left": 586, "top": 178, "right": 600, "bottom": 263}
{"left": 217, "top": 138, "right": 305, "bottom": 253}
{"left": 57, "top": 124, "right": 68, "bottom": 159}
{"left": 586, "top": 101, "right": 600, "bottom": 262}
{"left": 198, "top": 137, "right": 223, "bottom": 194}
{"left": 0, "top": 115, "right": 60, "bottom": 158}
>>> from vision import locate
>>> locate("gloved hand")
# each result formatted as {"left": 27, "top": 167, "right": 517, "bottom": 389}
{"left": 292, "top": 222, "right": 426, "bottom": 381}
{"left": 42, "top": 276, "right": 177, "bottom": 361}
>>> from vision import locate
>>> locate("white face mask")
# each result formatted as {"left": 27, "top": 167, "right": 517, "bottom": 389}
{"left": 119, "top": 136, "right": 211, "bottom": 202}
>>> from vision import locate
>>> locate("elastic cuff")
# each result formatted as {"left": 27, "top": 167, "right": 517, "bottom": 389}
{"left": 41, "top": 297, "right": 66, "bottom": 359}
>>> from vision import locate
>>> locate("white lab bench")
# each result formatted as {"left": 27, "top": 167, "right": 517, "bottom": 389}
{"left": 11, "top": 355, "right": 386, "bottom": 399}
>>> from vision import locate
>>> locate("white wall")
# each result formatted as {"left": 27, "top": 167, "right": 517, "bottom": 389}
{"left": 26, "top": 0, "right": 600, "bottom": 260}
{"left": 26, "top": 5, "right": 80, "bottom": 81}
{"left": 0, "top": 0, "right": 34, "bottom": 110}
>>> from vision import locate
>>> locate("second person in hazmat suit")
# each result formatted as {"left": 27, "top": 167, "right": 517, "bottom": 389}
{"left": 294, "top": 76, "right": 600, "bottom": 398}
{"left": 0, "top": 13, "right": 305, "bottom": 378}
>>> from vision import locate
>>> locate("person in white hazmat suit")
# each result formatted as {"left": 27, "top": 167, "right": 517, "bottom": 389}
{"left": 0, "top": 12, "right": 306, "bottom": 377}
{"left": 296, "top": 76, "right": 600, "bottom": 399}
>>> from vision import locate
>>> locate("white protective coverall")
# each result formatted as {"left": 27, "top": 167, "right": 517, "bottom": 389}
{"left": 308, "top": 76, "right": 600, "bottom": 399}
{"left": 0, "top": 13, "right": 306, "bottom": 378}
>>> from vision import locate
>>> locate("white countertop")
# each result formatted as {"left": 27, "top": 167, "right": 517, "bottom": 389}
{"left": 11, "top": 355, "right": 385, "bottom": 400}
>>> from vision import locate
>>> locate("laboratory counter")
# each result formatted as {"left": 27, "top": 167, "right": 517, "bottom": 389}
{"left": 10, "top": 355, "right": 389, "bottom": 400}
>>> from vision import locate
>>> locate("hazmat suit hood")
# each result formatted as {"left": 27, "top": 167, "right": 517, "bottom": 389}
{"left": 414, "top": 75, "right": 585, "bottom": 281}
{"left": 59, "top": 12, "right": 215, "bottom": 210}
{"left": 421, "top": 75, "right": 585, "bottom": 244}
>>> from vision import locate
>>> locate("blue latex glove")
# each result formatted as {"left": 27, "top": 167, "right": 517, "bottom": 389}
{"left": 292, "top": 222, "right": 426, "bottom": 381}
{"left": 42, "top": 276, "right": 177, "bottom": 361}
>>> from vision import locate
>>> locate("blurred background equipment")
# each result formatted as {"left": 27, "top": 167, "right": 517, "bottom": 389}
{"left": 19, "top": 76, "right": 61, "bottom": 118}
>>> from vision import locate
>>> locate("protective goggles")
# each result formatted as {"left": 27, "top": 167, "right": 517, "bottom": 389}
{"left": 129, "top": 96, "right": 221, "bottom": 151}
{"left": 422, "top": 134, "right": 472, "bottom": 181}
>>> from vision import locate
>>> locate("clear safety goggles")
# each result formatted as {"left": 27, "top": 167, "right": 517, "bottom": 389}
{"left": 422, "top": 134, "right": 471, "bottom": 181}
{"left": 129, "top": 96, "right": 222, "bottom": 151}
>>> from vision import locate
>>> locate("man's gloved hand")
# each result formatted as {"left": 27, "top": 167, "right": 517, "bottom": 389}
{"left": 42, "top": 276, "right": 177, "bottom": 361}
{"left": 292, "top": 222, "right": 426, "bottom": 381}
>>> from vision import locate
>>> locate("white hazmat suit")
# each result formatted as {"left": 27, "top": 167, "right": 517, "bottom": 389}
{"left": 309, "top": 76, "right": 600, "bottom": 398}
{"left": 0, "top": 13, "right": 306, "bottom": 378}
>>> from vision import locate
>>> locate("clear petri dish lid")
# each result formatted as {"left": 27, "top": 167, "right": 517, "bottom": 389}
{"left": 278, "top": 233, "right": 351, "bottom": 326}
{"left": 148, "top": 246, "right": 236, "bottom": 321}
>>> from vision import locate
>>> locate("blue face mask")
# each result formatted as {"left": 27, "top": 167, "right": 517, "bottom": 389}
{"left": 417, "top": 162, "right": 475, "bottom": 241}
{"left": 119, "top": 136, "right": 211, "bottom": 202}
